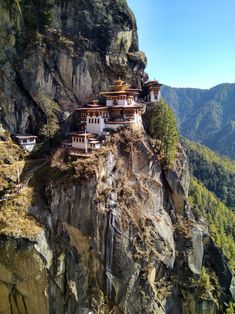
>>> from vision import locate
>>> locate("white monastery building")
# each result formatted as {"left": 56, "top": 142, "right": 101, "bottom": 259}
{"left": 68, "top": 79, "right": 162, "bottom": 155}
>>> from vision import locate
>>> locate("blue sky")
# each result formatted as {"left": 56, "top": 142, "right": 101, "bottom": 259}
{"left": 128, "top": 0, "right": 235, "bottom": 88}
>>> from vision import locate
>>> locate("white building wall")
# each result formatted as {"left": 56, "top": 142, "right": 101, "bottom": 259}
{"left": 24, "top": 144, "right": 35, "bottom": 152}
{"left": 86, "top": 115, "right": 105, "bottom": 135}
{"left": 134, "top": 112, "right": 138, "bottom": 123}
{"left": 90, "top": 143, "right": 101, "bottom": 149}
{"left": 106, "top": 100, "right": 113, "bottom": 107}
{"left": 105, "top": 123, "right": 127, "bottom": 131}
{"left": 157, "top": 91, "right": 161, "bottom": 101}
{"left": 117, "top": 99, "right": 127, "bottom": 106}
{"left": 72, "top": 137, "right": 87, "bottom": 150}
{"left": 150, "top": 90, "right": 155, "bottom": 102}
{"left": 137, "top": 114, "right": 142, "bottom": 124}
{"left": 149, "top": 90, "right": 161, "bottom": 102}
{"left": 72, "top": 137, "right": 101, "bottom": 151}
{"left": 19, "top": 139, "right": 36, "bottom": 152}
{"left": 132, "top": 112, "right": 142, "bottom": 125}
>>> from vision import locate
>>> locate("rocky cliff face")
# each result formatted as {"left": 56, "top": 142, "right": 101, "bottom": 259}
{"left": 0, "top": 1, "right": 233, "bottom": 313}
{"left": 0, "top": 0, "right": 146, "bottom": 133}
{"left": 0, "top": 129, "right": 232, "bottom": 313}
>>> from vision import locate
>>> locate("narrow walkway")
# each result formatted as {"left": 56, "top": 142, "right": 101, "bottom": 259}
{"left": 21, "top": 158, "right": 48, "bottom": 186}
{"left": 0, "top": 158, "right": 48, "bottom": 202}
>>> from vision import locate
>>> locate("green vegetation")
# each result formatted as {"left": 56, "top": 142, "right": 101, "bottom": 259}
{"left": 39, "top": 118, "right": 60, "bottom": 142}
{"left": 198, "top": 266, "right": 220, "bottom": 302}
{"left": 38, "top": 97, "right": 60, "bottom": 146}
{"left": 183, "top": 138, "right": 235, "bottom": 208}
{"left": 161, "top": 83, "right": 235, "bottom": 159}
{"left": 149, "top": 100, "right": 179, "bottom": 167}
{"left": 200, "top": 266, "right": 213, "bottom": 292}
{"left": 225, "top": 302, "right": 235, "bottom": 314}
{"left": 21, "top": 0, "right": 53, "bottom": 31}
{"left": 189, "top": 178, "right": 235, "bottom": 271}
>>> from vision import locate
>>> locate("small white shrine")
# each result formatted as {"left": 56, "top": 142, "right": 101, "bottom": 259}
{"left": 145, "top": 80, "right": 162, "bottom": 102}
{"left": 15, "top": 135, "right": 37, "bottom": 152}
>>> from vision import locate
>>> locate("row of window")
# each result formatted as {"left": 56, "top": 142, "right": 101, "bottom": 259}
{"left": 72, "top": 137, "right": 99, "bottom": 147}
{"left": 81, "top": 113, "right": 109, "bottom": 117}
{"left": 107, "top": 96, "right": 133, "bottom": 100}
{"left": 21, "top": 139, "right": 35, "bottom": 143}
{"left": 88, "top": 118, "right": 100, "bottom": 124}
{"left": 73, "top": 137, "right": 85, "bottom": 143}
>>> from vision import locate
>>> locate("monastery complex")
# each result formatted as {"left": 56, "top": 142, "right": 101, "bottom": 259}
{"left": 13, "top": 79, "right": 162, "bottom": 154}
{"left": 68, "top": 79, "right": 162, "bottom": 156}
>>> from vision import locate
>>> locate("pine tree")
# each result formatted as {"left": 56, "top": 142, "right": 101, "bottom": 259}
{"left": 150, "top": 100, "right": 179, "bottom": 167}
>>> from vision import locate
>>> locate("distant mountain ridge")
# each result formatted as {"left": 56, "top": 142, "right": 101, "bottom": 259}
{"left": 161, "top": 83, "right": 235, "bottom": 158}
{"left": 182, "top": 138, "right": 235, "bottom": 208}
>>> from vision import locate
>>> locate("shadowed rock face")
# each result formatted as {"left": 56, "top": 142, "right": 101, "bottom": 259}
{"left": 0, "top": 0, "right": 146, "bottom": 133}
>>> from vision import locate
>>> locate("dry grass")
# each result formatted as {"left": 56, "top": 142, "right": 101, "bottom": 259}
{"left": 0, "top": 161, "right": 25, "bottom": 187}
{"left": 0, "top": 139, "right": 26, "bottom": 194}
{"left": 0, "top": 139, "right": 42, "bottom": 239}
{"left": 106, "top": 128, "right": 143, "bottom": 148}
{"left": 174, "top": 216, "right": 193, "bottom": 239}
{"left": 72, "top": 128, "right": 143, "bottom": 179}
{"left": 0, "top": 140, "right": 25, "bottom": 164}
{"left": 74, "top": 156, "right": 98, "bottom": 179}
{"left": 0, "top": 187, "right": 42, "bottom": 239}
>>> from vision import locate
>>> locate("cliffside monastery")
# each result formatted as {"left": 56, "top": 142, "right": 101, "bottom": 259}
{"left": 14, "top": 79, "right": 162, "bottom": 154}
{"left": 67, "top": 79, "right": 162, "bottom": 156}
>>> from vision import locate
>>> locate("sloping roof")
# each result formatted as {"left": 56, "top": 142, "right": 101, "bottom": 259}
{"left": 15, "top": 135, "right": 37, "bottom": 139}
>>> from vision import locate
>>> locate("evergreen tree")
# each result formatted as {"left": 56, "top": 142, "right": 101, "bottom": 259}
{"left": 200, "top": 266, "right": 213, "bottom": 291}
{"left": 150, "top": 100, "right": 179, "bottom": 167}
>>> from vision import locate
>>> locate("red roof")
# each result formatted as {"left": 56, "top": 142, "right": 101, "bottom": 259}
{"left": 145, "top": 80, "right": 163, "bottom": 87}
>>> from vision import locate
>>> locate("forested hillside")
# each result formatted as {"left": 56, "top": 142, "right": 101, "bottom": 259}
{"left": 182, "top": 138, "right": 235, "bottom": 208}
{"left": 161, "top": 83, "right": 235, "bottom": 159}
{"left": 189, "top": 179, "right": 235, "bottom": 272}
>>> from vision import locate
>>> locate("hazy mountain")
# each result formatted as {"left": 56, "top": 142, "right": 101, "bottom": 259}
{"left": 161, "top": 83, "right": 235, "bottom": 158}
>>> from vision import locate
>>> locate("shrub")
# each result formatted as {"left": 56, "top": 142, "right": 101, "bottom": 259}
{"left": 225, "top": 302, "right": 234, "bottom": 314}
{"left": 200, "top": 266, "right": 213, "bottom": 292}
